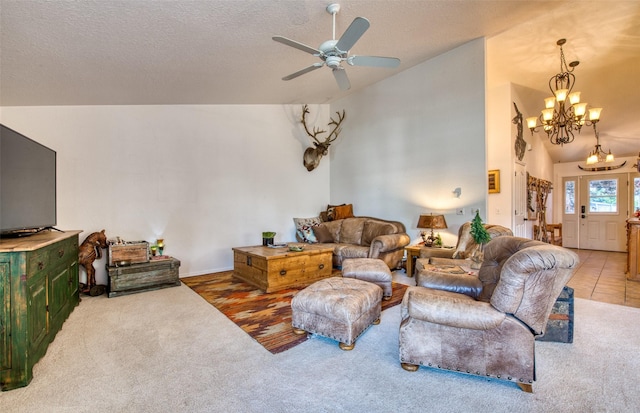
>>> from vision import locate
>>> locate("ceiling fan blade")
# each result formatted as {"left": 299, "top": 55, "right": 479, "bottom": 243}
{"left": 333, "top": 68, "right": 351, "bottom": 90}
{"left": 335, "top": 17, "right": 370, "bottom": 52}
{"left": 272, "top": 36, "right": 320, "bottom": 55}
{"left": 348, "top": 55, "right": 401, "bottom": 68}
{"left": 282, "top": 63, "right": 324, "bottom": 81}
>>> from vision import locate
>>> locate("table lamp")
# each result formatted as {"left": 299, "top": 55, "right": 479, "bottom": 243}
{"left": 417, "top": 213, "right": 448, "bottom": 247}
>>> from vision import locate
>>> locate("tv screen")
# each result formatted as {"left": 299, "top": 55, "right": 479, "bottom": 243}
{"left": 0, "top": 124, "right": 57, "bottom": 235}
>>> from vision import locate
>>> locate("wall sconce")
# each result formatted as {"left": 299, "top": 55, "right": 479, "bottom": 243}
{"left": 453, "top": 187, "right": 462, "bottom": 198}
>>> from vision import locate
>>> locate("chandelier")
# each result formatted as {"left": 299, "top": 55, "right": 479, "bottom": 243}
{"left": 526, "top": 39, "right": 602, "bottom": 145}
{"left": 586, "top": 126, "right": 614, "bottom": 165}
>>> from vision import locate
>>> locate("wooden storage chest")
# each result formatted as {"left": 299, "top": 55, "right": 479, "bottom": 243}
{"left": 537, "top": 286, "right": 574, "bottom": 343}
{"left": 232, "top": 245, "right": 333, "bottom": 292}
{"left": 108, "top": 242, "right": 149, "bottom": 266}
{"left": 107, "top": 257, "right": 180, "bottom": 298}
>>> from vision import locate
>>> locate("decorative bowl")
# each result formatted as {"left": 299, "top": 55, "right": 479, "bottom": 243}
{"left": 288, "top": 245, "right": 304, "bottom": 252}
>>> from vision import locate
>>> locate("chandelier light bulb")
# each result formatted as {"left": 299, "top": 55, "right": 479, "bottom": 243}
{"left": 544, "top": 97, "right": 556, "bottom": 109}
{"left": 606, "top": 151, "right": 614, "bottom": 162}
{"left": 554, "top": 88, "right": 569, "bottom": 102}
{"left": 569, "top": 92, "right": 581, "bottom": 105}
{"left": 589, "top": 107, "right": 602, "bottom": 121}
{"left": 526, "top": 117, "right": 538, "bottom": 129}
{"left": 542, "top": 108, "right": 554, "bottom": 121}
{"left": 573, "top": 102, "right": 588, "bottom": 118}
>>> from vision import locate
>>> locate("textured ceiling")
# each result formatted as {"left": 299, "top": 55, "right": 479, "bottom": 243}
{"left": 1, "top": 0, "right": 639, "bottom": 163}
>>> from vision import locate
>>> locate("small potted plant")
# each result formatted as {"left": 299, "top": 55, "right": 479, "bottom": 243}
{"left": 469, "top": 211, "right": 491, "bottom": 269}
{"left": 262, "top": 232, "right": 276, "bottom": 246}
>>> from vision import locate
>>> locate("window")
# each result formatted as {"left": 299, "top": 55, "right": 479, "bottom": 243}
{"left": 635, "top": 177, "right": 640, "bottom": 213}
{"left": 565, "top": 180, "right": 575, "bottom": 214}
{"left": 589, "top": 179, "right": 617, "bottom": 213}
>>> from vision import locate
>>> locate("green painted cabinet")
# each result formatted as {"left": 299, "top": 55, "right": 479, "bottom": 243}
{"left": 0, "top": 230, "right": 80, "bottom": 391}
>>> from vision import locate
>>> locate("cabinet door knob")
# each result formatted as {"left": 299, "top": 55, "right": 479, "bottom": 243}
{"left": 280, "top": 270, "right": 287, "bottom": 276}
{"left": 58, "top": 249, "right": 65, "bottom": 258}
{"left": 38, "top": 262, "right": 44, "bottom": 270}
{"left": 318, "top": 264, "right": 325, "bottom": 270}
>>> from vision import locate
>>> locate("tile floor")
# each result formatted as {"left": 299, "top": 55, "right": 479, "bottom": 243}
{"left": 568, "top": 249, "right": 640, "bottom": 308}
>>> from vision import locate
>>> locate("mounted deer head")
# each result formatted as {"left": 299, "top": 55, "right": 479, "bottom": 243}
{"left": 301, "top": 104, "right": 346, "bottom": 171}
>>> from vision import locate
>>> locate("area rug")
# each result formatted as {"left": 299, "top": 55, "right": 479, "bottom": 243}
{"left": 182, "top": 270, "right": 408, "bottom": 354}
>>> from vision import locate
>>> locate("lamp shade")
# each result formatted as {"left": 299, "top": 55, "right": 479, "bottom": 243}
{"left": 417, "top": 214, "right": 448, "bottom": 230}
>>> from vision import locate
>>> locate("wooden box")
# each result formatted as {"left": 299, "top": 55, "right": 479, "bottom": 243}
{"left": 537, "top": 286, "right": 574, "bottom": 343}
{"left": 232, "top": 245, "right": 333, "bottom": 292}
{"left": 107, "top": 257, "right": 180, "bottom": 298}
{"left": 108, "top": 242, "right": 149, "bottom": 266}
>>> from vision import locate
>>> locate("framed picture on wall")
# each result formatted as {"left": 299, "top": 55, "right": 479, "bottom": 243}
{"left": 488, "top": 170, "right": 500, "bottom": 194}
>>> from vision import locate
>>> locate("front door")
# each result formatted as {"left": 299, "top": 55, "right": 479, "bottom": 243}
{"left": 562, "top": 176, "right": 579, "bottom": 248}
{"left": 513, "top": 162, "right": 527, "bottom": 237}
{"left": 578, "top": 173, "right": 628, "bottom": 252}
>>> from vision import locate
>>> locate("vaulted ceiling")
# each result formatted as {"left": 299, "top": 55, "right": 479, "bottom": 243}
{"left": 2, "top": 0, "right": 639, "bottom": 163}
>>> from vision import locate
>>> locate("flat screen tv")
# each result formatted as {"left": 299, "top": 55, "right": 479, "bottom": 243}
{"left": 0, "top": 124, "right": 57, "bottom": 237}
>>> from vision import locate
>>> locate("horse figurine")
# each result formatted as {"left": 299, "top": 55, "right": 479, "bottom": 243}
{"left": 78, "top": 229, "right": 108, "bottom": 294}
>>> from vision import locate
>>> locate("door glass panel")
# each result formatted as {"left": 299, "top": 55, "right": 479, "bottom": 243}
{"left": 589, "top": 179, "right": 617, "bottom": 213}
{"left": 565, "top": 180, "right": 575, "bottom": 214}
{"left": 634, "top": 177, "right": 640, "bottom": 212}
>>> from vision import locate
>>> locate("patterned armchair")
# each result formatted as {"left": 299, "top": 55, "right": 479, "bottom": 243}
{"left": 399, "top": 236, "right": 579, "bottom": 392}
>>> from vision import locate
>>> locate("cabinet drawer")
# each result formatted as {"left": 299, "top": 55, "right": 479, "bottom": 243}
{"left": 27, "top": 249, "right": 50, "bottom": 276}
{"left": 266, "top": 255, "right": 306, "bottom": 280}
{"left": 48, "top": 236, "right": 78, "bottom": 268}
{"left": 306, "top": 253, "right": 332, "bottom": 275}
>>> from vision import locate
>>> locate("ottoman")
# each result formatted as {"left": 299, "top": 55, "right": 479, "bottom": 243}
{"left": 291, "top": 277, "right": 382, "bottom": 350}
{"left": 342, "top": 258, "right": 393, "bottom": 300}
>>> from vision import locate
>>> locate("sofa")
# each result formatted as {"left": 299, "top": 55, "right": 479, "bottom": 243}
{"left": 295, "top": 216, "right": 410, "bottom": 269}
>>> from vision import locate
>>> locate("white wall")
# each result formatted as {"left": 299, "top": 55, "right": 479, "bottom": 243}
{"left": 329, "top": 39, "right": 487, "bottom": 247}
{"left": 1, "top": 105, "right": 331, "bottom": 284}
{"left": 486, "top": 34, "right": 555, "bottom": 232}
{"left": 485, "top": 82, "right": 514, "bottom": 228}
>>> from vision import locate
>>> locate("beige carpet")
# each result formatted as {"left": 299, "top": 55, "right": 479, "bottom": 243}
{"left": 1, "top": 270, "right": 639, "bottom": 412}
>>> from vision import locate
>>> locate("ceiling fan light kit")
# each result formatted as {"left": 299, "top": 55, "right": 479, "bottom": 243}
{"left": 272, "top": 3, "right": 400, "bottom": 91}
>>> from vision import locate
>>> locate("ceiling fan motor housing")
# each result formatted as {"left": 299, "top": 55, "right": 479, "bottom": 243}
{"left": 326, "top": 56, "right": 342, "bottom": 68}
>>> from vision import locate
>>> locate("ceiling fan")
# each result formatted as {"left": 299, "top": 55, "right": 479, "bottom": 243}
{"left": 272, "top": 3, "right": 400, "bottom": 91}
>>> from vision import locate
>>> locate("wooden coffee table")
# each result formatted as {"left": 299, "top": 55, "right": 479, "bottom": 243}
{"left": 232, "top": 244, "right": 334, "bottom": 292}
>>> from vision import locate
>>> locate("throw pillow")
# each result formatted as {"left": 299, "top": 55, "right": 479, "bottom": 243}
{"left": 293, "top": 217, "right": 322, "bottom": 243}
{"left": 326, "top": 203, "right": 346, "bottom": 221}
{"left": 333, "top": 204, "right": 354, "bottom": 220}
{"left": 322, "top": 220, "right": 344, "bottom": 243}
{"left": 312, "top": 224, "right": 334, "bottom": 243}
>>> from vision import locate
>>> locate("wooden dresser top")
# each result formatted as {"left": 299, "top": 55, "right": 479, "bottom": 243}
{"left": 0, "top": 230, "right": 82, "bottom": 252}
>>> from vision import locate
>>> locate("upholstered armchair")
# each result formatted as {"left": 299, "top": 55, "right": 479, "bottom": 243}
{"left": 418, "top": 222, "right": 513, "bottom": 261}
{"left": 399, "top": 236, "right": 579, "bottom": 392}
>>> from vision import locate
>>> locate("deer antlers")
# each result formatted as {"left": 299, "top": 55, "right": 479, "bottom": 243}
{"left": 300, "top": 104, "right": 347, "bottom": 171}
{"left": 301, "top": 104, "right": 346, "bottom": 148}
